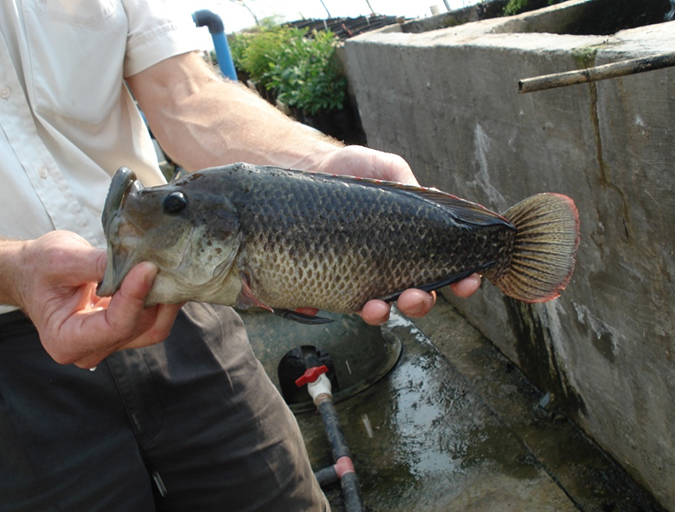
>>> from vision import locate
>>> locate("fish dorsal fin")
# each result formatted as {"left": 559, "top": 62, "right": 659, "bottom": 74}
{"left": 396, "top": 185, "right": 511, "bottom": 228}
{"left": 272, "top": 167, "right": 514, "bottom": 229}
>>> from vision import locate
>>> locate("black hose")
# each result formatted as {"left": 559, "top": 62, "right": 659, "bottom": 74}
{"left": 301, "top": 346, "right": 364, "bottom": 511}
{"left": 340, "top": 472, "right": 363, "bottom": 512}
{"left": 317, "top": 399, "right": 351, "bottom": 460}
{"left": 314, "top": 466, "right": 339, "bottom": 487}
{"left": 317, "top": 399, "right": 364, "bottom": 512}
{"left": 301, "top": 346, "right": 323, "bottom": 370}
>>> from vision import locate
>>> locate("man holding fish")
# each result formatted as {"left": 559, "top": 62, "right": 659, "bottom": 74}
{"left": 0, "top": 1, "right": 480, "bottom": 511}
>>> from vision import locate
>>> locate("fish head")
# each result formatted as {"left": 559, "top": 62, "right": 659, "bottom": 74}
{"left": 98, "top": 167, "right": 241, "bottom": 304}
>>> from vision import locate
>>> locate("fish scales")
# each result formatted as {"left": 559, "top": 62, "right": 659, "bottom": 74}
{"left": 223, "top": 167, "right": 513, "bottom": 313}
{"left": 98, "top": 163, "right": 580, "bottom": 317}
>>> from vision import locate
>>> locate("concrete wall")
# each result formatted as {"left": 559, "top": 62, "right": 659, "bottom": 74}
{"left": 343, "top": 2, "right": 675, "bottom": 508}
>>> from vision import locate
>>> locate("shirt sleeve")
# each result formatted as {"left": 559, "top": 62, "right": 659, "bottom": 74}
{"left": 122, "top": 0, "right": 203, "bottom": 77}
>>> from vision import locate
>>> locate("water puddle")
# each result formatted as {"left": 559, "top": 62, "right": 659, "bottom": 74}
{"left": 296, "top": 311, "right": 550, "bottom": 511}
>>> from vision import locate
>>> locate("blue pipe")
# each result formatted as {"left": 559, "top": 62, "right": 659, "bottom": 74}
{"left": 192, "top": 9, "right": 238, "bottom": 81}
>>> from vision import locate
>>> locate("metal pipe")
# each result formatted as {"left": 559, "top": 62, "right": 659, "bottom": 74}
{"left": 192, "top": 10, "right": 238, "bottom": 81}
{"left": 518, "top": 51, "right": 675, "bottom": 94}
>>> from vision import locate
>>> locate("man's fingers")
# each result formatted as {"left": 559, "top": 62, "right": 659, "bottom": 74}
{"left": 450, "top": 273, "right": 481, "bottom": 298}
{"left": 360, "top": 290, "right": 436, "bottom": 325}
{"left": 104, "top": 261, "right": 158, "bottom": 333}
{"left": 294, "top": 307, "right": 319, "bottom": 316}
{"left": 72, "top": 303, "right": 182, "bottom": 369}
{"left": 102, "top": 264, "right": 180, "bottom": 350}
{"left": 359, "top": 299, "right": 391, "bottom": 326}
{"left": 316, "top": 146, "right": 418, "bottom": 186}
{"left": 359, "top": 275, "right": 480, "bottom": 326}
{"left": 119, "top": 303, "right": 182, "bottom": 350}
{"left": 397, "top": 289, "right": 437, "bottom": 318}
{"left": 62, "top": 262, "right": 161, "bottom": 364}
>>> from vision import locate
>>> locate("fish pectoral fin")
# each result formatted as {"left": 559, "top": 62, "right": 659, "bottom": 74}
{"left": 273, "top": 309, "right": 335, "bottom": 324}
{"left": 378, "top": 262, "right": 495, "bottom": 303}
{"left": 235, "top": 270, "right": 273, "bottom": 312}
{"left": 235, "top": 267, "right": 333, "bottom": 324}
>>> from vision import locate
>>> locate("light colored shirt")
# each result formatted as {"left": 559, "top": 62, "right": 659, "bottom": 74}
{"left": 0, "top": 0, "right": 201, "bottom": 313}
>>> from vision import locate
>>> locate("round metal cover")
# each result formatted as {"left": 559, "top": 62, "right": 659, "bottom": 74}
{"left": 240, "top": 310, "right": 402, "bottom": 413}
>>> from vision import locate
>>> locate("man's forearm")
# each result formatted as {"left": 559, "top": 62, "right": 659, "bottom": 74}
{"left": 126, "top": 52, "right": 342, "bottom": 172}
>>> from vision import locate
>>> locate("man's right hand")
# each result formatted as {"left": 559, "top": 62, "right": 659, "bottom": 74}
{"left": 2, "top": 231, "right": 181, "bottom": 369}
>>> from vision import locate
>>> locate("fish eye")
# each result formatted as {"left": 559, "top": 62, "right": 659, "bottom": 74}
{"left": 163, "top": 191, "right": 187, "bottom": 214}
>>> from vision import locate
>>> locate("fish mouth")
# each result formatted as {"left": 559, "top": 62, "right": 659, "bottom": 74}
{"left": 101, "top": 167, "right": 138, "bottom": 234}
{"left": 97, "top": 167, "right": 143, "bottom": 297}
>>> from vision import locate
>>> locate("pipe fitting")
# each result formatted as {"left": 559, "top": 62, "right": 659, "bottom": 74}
{"left": 307, "top": 373, "right": 333, "bottom": 403}
{"left": 192, "top": 9, "right": 224, "bottom": 34}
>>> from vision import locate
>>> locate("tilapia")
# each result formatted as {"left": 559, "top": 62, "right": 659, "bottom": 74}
{"left": 98, "top": 163, "right": 579, "bottom": 322}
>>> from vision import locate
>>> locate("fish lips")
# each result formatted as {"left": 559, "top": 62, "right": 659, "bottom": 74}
{"left": 97, "top": 167, "right": 143, "bottom": 297}
{"left": 102, "top": 167, "right": 137, "bottom": 234}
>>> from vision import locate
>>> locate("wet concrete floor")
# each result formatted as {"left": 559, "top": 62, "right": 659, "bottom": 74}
{"left": 250, "top": 298, "right": 662, "bottom": 511}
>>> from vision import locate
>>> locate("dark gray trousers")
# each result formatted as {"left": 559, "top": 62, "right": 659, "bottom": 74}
{"left": 0, "top": 303, "right": 326, "bottom": 511}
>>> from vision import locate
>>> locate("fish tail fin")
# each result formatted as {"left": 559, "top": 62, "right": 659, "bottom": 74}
{"left": 490, "top": 193, "right": 580, "bottom": 303}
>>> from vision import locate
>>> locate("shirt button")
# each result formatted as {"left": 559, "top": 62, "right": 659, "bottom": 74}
{"left": 0, "top": 87, "right": 10, "bottom": 99}
{"left": 38, "top": 166, "right": 49, "bottom": 179}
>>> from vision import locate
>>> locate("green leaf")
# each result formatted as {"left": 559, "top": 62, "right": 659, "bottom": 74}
{"left": 230, "top": 25, "right": 347, "bottom": 115}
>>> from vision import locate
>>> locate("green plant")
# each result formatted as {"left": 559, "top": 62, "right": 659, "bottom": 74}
{"left": 267, "top": 30, "right": 347, "bottom": 115}
{"left": 503, "top": 0, "right": 558, "bottom": 16}
{"left": 230, "top": 27, "right": 300, "bottom": 90}
{"left": 503, "top": 0, "right": 530, "bottom": 15}
{"left": 230, "top": 26, "right": 347, "bottom": 115}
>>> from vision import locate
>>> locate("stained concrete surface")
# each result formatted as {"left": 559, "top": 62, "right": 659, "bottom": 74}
{"left": 341, "top": 2, "right": 675, "bottom": 506}
{"left": 292, "top": 299, "right": 661, "bottom": 511}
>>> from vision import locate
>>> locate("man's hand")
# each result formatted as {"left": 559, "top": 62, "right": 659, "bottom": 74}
{"left": 7, "top": 231, "right": 181, "bottom": 368}
{"left": 314, "top": 145, "right": 482, "bottom": 325}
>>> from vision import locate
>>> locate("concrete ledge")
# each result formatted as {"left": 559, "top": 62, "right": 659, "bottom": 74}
{"left": 343, "top": 1, "right": 675, "bottom": 508}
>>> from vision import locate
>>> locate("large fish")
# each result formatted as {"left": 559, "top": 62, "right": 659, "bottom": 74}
{"left": 98, "top": 163, "right": 579, "bottom": 323}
